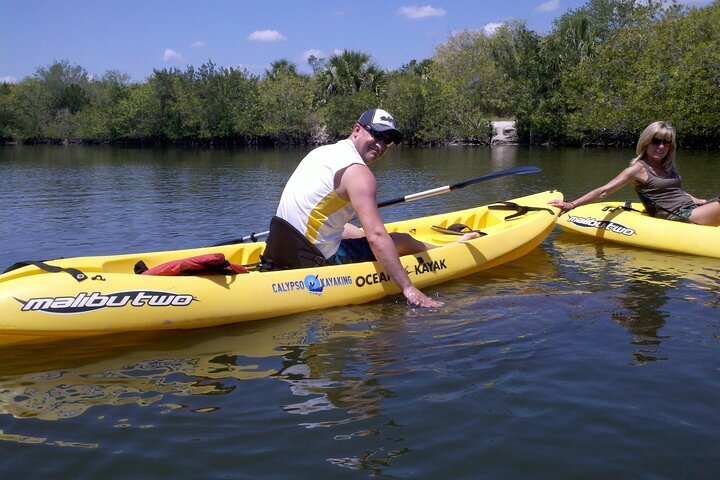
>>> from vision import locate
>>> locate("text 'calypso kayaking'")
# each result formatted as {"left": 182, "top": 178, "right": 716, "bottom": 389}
{"left": 272, "top": 275, "right": 354, "bottom": 294}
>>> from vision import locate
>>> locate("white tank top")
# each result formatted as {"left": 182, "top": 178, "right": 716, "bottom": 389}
{"left": 276, "top": 139, "right": 365, "bottom": 258}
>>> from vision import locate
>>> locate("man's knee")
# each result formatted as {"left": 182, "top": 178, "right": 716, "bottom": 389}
{"left": 390, "top": 232, "right": 425, "bottom": 255}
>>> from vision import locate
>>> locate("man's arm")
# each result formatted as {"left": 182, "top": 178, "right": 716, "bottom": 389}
{"left": 341, "top": 164, "right": 442, "bottom": 307}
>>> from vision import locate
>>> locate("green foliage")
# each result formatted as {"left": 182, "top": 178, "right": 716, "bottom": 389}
{"left": 320, "top": 90, "right": 378, "bottom": 139}
{"left": 75, "top": 70, "right": 131, "bottom": 141}
{"left": 559, "top": 0, "right": 720, "bottom": 145}
{"left": 134, "top": 64, "right": 262, "bottom": 143}
{"left": 433, "top": 30, "right": 509, "bottom": 118}
{"left": 0, "top": 83, "right": 15, "bottom": 140}
{"left": 116, "top": 82, "right": 163, "bottom": 140}
{"left": 258, "top": 61, "right": 315, "bottom": 143}
{"left": 383, "top": 65, "right": 428, "bottom": 143}
{"left": 488, "top": 22, "right": 543, "bottom": 110}
{"left": 1, "top": 1, "right": 718, "bottom": 148}
{"left": 428, "top": 31, "right": 501, "bottom": 142}
{"left": 35, "top": 60, "right": 89, "bottom": 114}
{"left": 10, "top": 77, "right": 52, "bottom": 141}
{"left": 509, "top": 0, "right": 720, "bottom": 145}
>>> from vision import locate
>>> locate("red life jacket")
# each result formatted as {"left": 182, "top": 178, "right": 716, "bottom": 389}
{"left": 137, "top": 253, "right": 249, "bottom": 276}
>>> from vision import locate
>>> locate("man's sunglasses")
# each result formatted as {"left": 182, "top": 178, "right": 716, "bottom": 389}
{"left": 651, "top": 137, "right": 671, "bottom": 146}
{"left": 363, "top": 125, "right": 396, "bottom": 147}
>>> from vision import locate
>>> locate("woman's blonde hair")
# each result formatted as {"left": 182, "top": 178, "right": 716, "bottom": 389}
{"left": 630, "top": 121, "right": 677, "bottom": 173}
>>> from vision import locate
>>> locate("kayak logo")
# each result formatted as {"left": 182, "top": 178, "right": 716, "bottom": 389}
{"left": 567, "top": 216, "right": 636, "bottom": 236}
{"left": 16, "top": 290, "right": 196, "bottom": 315}
{"left": 304, "top": 274, "right": 323, "bottom": 294}
{"left": 304, "top": 274, "right": 353, "bottom": 295}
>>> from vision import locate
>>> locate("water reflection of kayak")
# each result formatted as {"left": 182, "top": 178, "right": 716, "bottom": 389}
{"left": 0, "top": 310, "right": 376, "bottom": 420}
{"left": 557, "top": 202, "right": 719, "bottom": 258}
{"left": 0, "top": 191, "right": 561, "bottom": 342}
{"left": 554, "top": 231, "right": 720, "bottom": 291}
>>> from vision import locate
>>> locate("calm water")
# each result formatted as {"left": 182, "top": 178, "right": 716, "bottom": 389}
{"left": 1, "top": 145, "right": 718, "bottom": 479}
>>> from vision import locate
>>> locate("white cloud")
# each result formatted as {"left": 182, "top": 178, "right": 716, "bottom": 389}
{"left": 248, "top": 30, "right": 287, "bottom": 42}
{"left": 163, "top": 48, "right": 183, "bottom": 61}
{"left": 537, "top": 0, "right": 560, "bottom": 12}
{"left": 1, "top": 75, "right": 17, "bottom": 83}
{"left": 398, "top": 5, "right": 447, "bottom": 19}
{"left": 190, "top": 41, "right": 206, "bottom": 48}
{"left": 484, "top": 22, "right": 504, "bottom": 35}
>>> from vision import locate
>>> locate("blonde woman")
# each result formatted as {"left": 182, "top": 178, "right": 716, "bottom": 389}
{"left": 549, "top": 121, "right": 720, "bottom": 226}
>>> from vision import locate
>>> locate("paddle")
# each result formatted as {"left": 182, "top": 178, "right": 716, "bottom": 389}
{"left": 377, "top": 165, "right": 541, "bottom": 207}
{"left": 215, "top": 165, "right": 542, "bottom": 245}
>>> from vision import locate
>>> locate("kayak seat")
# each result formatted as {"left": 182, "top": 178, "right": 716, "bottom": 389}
{"left": 431, "top": 223, "right": 487, "bottom": 236}
{"left": 260, "top": 216, "right": 327, "bottom": 271}
{"left": 488, "top": 202, "right": 555, "bottom": 220}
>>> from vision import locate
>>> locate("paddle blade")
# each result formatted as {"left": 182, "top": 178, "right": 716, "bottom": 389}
{"left": 451, "top": 166, "right": 541, "bottom": 190}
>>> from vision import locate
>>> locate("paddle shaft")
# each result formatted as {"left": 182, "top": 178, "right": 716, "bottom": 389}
{"left": 220, "top": 166, "right": 542, "bottom": 244}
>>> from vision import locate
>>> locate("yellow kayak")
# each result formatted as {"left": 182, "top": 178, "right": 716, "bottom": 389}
{"left": 0, "top": 191, "right": 561, "bottom": 340}
{"left": 557, "top": 202, "right": 719, "bottom": 258}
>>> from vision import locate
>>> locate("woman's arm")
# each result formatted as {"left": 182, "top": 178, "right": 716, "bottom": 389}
{"left": 686, "top": 193, "right": 707, "bottom": 205}
{"left": 549, "top": 163, "right": 646, "bottom": 214}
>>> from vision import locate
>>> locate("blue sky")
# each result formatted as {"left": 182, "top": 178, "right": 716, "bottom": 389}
{"left": 1, "top": 0, "right": 712, "bottom": 83}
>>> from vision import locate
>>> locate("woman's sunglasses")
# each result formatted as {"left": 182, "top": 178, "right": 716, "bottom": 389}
{"left": 363, "top": 125, "right": 395, "bottom": 147}
{"left": 651, "top": 137, "right": 671, "bottom": 146}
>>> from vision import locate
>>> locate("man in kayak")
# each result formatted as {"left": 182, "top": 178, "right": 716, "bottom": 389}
{"left": 266, "top": 108, "right": 478, "bottom": 307}
{"left": 550, "top": 121, "right": 720, "bottom": 225}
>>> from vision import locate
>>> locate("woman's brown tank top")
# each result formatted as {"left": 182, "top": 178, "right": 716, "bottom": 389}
{"left": 634, "top": 161, "right": 693, "bottom": 218}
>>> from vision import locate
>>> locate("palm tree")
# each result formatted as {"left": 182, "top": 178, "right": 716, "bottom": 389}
{"left": 560, "top": 15, "right": 595, "bottom": 64}
{"left": 316, "top": 50, "right": 387, "bottom": 100}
